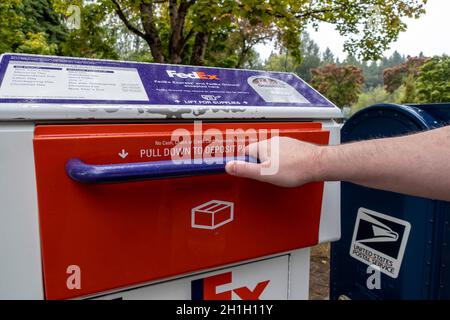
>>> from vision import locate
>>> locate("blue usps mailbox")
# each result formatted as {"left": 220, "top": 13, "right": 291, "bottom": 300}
{"left": 330, "top": 103, "right": 450, "bottom": 300}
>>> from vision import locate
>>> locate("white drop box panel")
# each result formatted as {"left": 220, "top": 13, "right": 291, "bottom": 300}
{"left": 92, "top": 253, "right": 309, "bottom": 300}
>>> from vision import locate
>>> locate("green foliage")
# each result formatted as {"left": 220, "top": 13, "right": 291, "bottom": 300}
{"left": 351, "top": 55, "right": 449, "bottom": 113}
{"left": 203, "top": 34, "right": 240, "bottom": 67}
{"left": 15, "top": 32, "right": 58, "bottom": 55}
{"left": 351, "top": 86, "right": 404, "bottom": 114}
{"left": 2, "top": 0, "right": 429, "bottom": 66}
{"left": 55, "top": 0, "right": 427, "bottom": 64}
{"left": 337, "top": 51, "right": 407, "bottom": 91}
{"left": 59, "top": 3, "right": 119, "bottom": 59}
{"left": 0, "top": 0, "right": 23, "bottom": 53}
{"left": 294, "top": 33, "right": 321, "bottom": 82}
{"left": 264, "top": 52, "right": 297, "bottom": 73}
{"left": 415, "top": 55, "right": 450, "bottom": 103}
{"left": 19, "top": 0, "right": 67, "bottom": 47}
{"left": 364, "top": 61, "right": 381, "bottom": 89}
{"left": 331, "top": 0, "right": 427, "bottom": 61}
{"left": 311, "top": 64, "right": 365, "bottom": 108}
{"left": 266, "top": 45, "right": 409, "bottom": 93}
{"left": 401, "top": 72, "right": 417, "bottom": 103}
{"left": 203, "top": 23, "right": 264, "bottom": 68}
{"left": 383, "top": 56, "right": 428, "bottom": 93}
{"left": 0, "top": 0, "right": 66, "bottom": 55}
{"left": 352, "top": 54, "right": 449, "bottom": 109}
{"left": 322, "top": 48, "right": 335, "bottom": 65}
{"left": 264, "top": 33, "right": 322, "bottom": 82}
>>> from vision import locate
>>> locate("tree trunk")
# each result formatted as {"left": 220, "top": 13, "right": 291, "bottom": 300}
{"left": 190, "top": 32, "right": 209, "bottom": 65}
{"left": 168, "top": 0, "right": 192, "bottom": 64}
{"left": 140, "top": 2, "right": 165, "bottom": 63}
{"left": 236, "top": 37, "right": 250, "bottom": 68}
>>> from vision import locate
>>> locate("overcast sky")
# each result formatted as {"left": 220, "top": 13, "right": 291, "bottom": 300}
{"left": 256, "top": 0, "right": 450, "bottom": 61}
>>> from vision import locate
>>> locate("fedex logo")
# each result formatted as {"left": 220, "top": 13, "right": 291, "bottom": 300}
{"left": 191, "top": 272, "right": 270, "bottom": 300}
{"left": 166, "top": 70, "right": 220, "bottom": 80}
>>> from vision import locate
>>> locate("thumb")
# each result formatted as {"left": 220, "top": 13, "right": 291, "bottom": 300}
{"left": 225, "top": 160, "right": 261, "bottom": 179}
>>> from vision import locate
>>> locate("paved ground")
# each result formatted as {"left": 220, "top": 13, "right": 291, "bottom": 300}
{"left": 309, "top": 243, "right": 330, "bottom": 300}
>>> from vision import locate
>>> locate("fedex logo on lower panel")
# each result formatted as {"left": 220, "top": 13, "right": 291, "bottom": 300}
{"left": 191, "top": 272, "right": 270, "bottom": 300}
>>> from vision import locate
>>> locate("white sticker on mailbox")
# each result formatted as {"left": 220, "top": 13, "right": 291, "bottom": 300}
{"left": 0, "top": 61, "right": 149, "bottom": 101}
{"left": 247, "top": 76, "right": 310, "bottom": 104}
{"left": 349, "top": 207, "right": 411, "bottom": 278}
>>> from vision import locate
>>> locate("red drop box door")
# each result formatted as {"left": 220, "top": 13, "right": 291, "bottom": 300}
{"left": 33, "top": 122, "right": 329, "bottom": 299}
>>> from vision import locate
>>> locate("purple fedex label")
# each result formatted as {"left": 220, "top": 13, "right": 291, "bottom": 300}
{"left": 0, "top": 54, "right": 335, "bottom": 108}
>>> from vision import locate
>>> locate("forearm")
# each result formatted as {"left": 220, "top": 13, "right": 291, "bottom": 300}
{"left": 318, "top": 126, "right": 450, "bottom": 201}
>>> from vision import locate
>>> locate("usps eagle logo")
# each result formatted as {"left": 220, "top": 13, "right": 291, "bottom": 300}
{"left": 349, "top": 208, "right": 411, "bottom": 278}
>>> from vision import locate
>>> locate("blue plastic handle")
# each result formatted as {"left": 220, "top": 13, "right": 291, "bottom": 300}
{"left": 66, "top": 156, "right": 257, "bottom": 184}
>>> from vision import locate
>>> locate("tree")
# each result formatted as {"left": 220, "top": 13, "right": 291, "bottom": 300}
{"left": 201, "top": 25, "right": 240, "bottom": 68}
{"left": 363, "top": 61, "right": 381, "bottom": 90}
{"left": 19, "top": 0, "right": 67, "bottom": 48}
{"left": 351, "top": 86, "right": 404, "bottom": 114}
{"left": 294, "top": 33, "right": 321, "bottom": 82}
{"left": 322, "top": 47, "right": 335, "bottom": 65}
{"left": 264, "top": 33, "right": 326, "bottom": 82}
{"left": 203, "top": 21, "right": 269, "bottom": 68}
{"left": 311, "top": 64, "right": 365, "bottom": 108}
{"left": 264, "top": 52, "right": 297, "bottom": 73}
{"left": 112, "top": 17, "right": 154, "bottom": 61}
{"left": 15, "top": 32, "right": 58, "bottom": 55}
{"left": 415, "top": 55, "right": 450, "bottom": 103}
{"left": 343, "top": 54, "right": 361, "bottom": 67}
{"left": 383, "top": 56, "right": 429, "bottom": 93}
{"left": 389, "top": 51, "right": 405, "bottom": 67}
{"left": 401, "top": 72, "right": 417, "bottom": 103}
{"left": 52, "top": 0, "right": 427, "bottom": 65}
{"left": 0, "top": 0, "right": 23, "bottom": 53}
{"left": 0, "top": 0, "right": 65, "bottom": 55}
{"left": 229, "top": 19, "right": 275, "bottom": 68}
{"left": 59, "top": 3, "right": 119, "bottom": 59}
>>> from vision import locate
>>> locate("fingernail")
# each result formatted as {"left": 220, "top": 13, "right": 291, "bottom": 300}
{"left": 226, "top": 161, "right": 236, "bottom": 175}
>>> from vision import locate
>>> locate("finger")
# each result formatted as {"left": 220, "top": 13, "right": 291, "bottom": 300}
{"left": 245, "top": 141, "right": 259, "bottom": 159}
{"left": 246, "top": 139, "right": 273, "bottom": 162}
{"left": 225, "top": 160, "right": 262, "bottom": 180}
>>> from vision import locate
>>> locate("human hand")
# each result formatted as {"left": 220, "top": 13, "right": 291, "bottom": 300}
{"left": 225, "top": 136, "right": 325, "bottom": 187}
